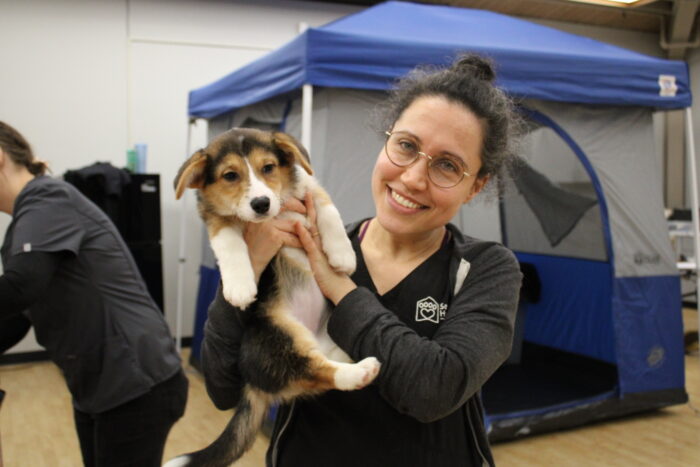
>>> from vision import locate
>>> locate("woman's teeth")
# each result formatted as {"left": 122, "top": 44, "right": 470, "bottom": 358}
{"left": 392, "top": 189, "right": 422, "bottom": 209}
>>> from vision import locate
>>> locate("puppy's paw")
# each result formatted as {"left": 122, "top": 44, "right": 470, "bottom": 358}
{"left": 328, "top": 251, "right": 356, "bottom": 275}
{"left": 335, "top": 357, "right": 381, "bottom": 390}
{"left": 324, "top": 239, "right": 356, "bottom": 275}
{"left": 222, "top": 279, "right": 258, "bottom": 310}
{"left": 356, "top": 356, "right": 381, "bottom": 384}
{"left": 163, "top": 455, "right": 191, "bottom": 467}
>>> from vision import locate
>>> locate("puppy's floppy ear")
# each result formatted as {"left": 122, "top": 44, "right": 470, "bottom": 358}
{"left": 174, "top": 149, "right": 208, "bottom": 200}
{"left": 272, "top": 132, "right": 313, "bottom": 175}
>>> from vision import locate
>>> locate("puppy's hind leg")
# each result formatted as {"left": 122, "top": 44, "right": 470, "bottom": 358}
{"left": 299, "top": 352, "right": 381, "bottom": 393}
{"left": 332, "top": 357, "right": 381, "bottom": 390}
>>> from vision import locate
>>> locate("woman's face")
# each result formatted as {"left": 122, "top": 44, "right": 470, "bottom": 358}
{"left": 371, "top": 95, "right": 488, "bottom": 237}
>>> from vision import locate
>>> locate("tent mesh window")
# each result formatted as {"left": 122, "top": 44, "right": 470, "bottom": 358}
{"left": 503, "top": 118, "right": 605, "bottom": 260}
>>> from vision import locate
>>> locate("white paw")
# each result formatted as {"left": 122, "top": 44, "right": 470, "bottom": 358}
{"left": 222, "top": 278, "right": 257, "bottom": 310}
{"left": 324, "top": 239, "right": 356, "bottom": 275}
{"left": 357, "top": 356, "right": 381, "bottom": 383}
{"left": 163, "top": 455, "right": 191, "bottom": 467}
{"left": 334, "top": 357, "right": 381, "bottom": 390}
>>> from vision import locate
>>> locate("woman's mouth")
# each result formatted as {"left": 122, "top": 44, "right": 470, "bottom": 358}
{"left": 389, "top": 188, "right": 426, "bottom": 210}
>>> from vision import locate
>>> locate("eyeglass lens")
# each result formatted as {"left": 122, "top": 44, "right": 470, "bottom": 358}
{"left": 385, "top": 132, "right": 467, "bottom": 187}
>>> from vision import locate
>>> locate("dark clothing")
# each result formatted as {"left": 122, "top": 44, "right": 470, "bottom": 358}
{"left": 0, "top": 251, "right": 61, "bottom": 353}
{"left": 74, "top": 369, "right": 188, "bottom": 467}
{"left": 276, "top": 232, "right": 472, "bottom": 467}
{"left": 0, "top": 175, "right": 187, "bottom": 465}
{"left": 202, "top": 220, "right": 522, "bottom": 467}
{"left": 0, "top": 251, "right": 63, "bottom": 316}
{"left": 0, "top": 175, "right": 182, "bottom": 414}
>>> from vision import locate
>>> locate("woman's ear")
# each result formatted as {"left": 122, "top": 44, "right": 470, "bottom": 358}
{"left": 0, "top": 148, "right": 6, "bottom": 170}
{"left": 464, "top": 174, "right": 489, "bottom": 204}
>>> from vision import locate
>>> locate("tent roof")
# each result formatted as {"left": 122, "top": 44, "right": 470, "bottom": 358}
{"left": 188, "top": 1, "right": 691, "bottom": 119}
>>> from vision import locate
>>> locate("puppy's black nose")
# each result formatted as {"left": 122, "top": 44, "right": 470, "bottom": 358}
{"left": 251, "top": 196, "right": 271, "bottom": 214}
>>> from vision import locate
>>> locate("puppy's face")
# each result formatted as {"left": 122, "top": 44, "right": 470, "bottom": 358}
{"left": 175, "top": 128, "right": 312, "bottom": 223}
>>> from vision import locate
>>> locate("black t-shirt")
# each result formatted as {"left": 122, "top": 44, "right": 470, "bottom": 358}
{"left": 277, "top": 229, "right": 473, "bottom": 467}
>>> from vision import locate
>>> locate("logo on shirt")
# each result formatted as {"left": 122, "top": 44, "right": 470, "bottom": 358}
{"left": 415, "top": 296, "right": 448, "bottom": 324}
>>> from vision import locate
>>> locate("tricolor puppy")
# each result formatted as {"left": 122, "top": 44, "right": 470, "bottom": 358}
{"left": 167, "top": 128, "right": 380, "bottom": 467}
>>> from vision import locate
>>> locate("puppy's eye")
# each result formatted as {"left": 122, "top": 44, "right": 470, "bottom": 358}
{"left": 222, "top": 171, "right": 239, "bottom": 182}
{"left": 262, "top": 163, "right": 276, "bottom": 174}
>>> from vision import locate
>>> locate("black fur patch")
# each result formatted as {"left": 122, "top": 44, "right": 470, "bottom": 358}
{"left": 238, "top": 264, "right": 311, "bottom": 393}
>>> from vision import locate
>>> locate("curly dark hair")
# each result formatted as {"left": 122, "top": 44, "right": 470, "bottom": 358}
{"left": 0, "top": 121, "right": 48, "bottom": 175}
{"left": 375, "top": 54, "right": 521, "bottom": 196}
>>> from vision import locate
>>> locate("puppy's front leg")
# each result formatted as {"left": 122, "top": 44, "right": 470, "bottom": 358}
{"left": 292, "top": 166, "right": 355, "bottom": 274}
{"left": 210, "top": 225, "right": 258, "bottom": 309}
{"left": 312, "top": 188, "right": 356, "bottom": 275}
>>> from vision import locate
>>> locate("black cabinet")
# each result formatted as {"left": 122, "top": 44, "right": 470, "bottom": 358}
{"left": 64, "top": 168, "right": 164, "bottom": 313}
{"left": 121, "top": 174, "right": 164, "bottom": 313}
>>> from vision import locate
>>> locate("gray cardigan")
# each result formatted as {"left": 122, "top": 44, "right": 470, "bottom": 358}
{"left": 201, "top": 221, "right": 522, "bottom": 466}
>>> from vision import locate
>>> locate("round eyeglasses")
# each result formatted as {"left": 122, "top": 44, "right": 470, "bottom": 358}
{"left": 384, "top": 131, "right": 472, "bottom": 188}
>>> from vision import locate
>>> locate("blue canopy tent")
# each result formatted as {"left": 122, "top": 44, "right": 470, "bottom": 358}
{"left": 179, "top": 1, "right": 698, "bottom": 441}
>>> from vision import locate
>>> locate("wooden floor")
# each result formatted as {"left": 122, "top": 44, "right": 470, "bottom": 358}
{"left": 0, "top": 310, "right": 698, "bottom": 467}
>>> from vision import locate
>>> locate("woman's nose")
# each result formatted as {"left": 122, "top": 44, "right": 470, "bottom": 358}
{"left": 400, "top": 156, "right": 429, "bottom": 191}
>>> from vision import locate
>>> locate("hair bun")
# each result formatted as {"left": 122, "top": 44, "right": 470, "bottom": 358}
{"left": 453, "top": 54, "right": 496, "bottom": 82}
{"left": 28, "top": 159, "right": 49, "bottom": 176}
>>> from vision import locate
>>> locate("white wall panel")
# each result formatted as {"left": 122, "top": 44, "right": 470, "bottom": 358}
{"left": 129, "top": 42, "right": 269, "bottom": 336}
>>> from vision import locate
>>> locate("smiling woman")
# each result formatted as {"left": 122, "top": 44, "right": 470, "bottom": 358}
{"left": 199, "top": 54, "right": 524, "bottom": 467}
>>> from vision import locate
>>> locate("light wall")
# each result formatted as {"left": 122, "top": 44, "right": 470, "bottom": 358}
{"left": 0, "top": 0, "right": 688, "bottom": 353}
{"left": 0, "top": 0, "right": 359, "bottom": 353}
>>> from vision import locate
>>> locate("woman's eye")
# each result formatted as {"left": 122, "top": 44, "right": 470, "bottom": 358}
{"left": 434, "top": 158, "right": 459, "bottom": 173}
{"left": 222, "top": 171, "right": 239, "bottom": 181}
{"left": 398, "top": 140, "right": 417, "bottom": 153}
{"left": 262, "top": 163, "right": 276, "bottom": 174}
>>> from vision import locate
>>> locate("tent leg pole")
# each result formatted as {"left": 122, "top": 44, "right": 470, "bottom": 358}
{"left": 174, "top": 119, "right": 194, "bottom": 354}
{"left": 302, "top": 84, "right": 313, "bottom": 156}
{"left": 684, "top": 107, "right": 700, "bottom": 360}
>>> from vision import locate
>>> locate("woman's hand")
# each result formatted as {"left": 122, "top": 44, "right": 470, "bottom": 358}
{"left": 245, "top": 197, "right": 306, "bottom": 283}
{"left": 295, "top": 192, "right": 357, "bottom": 305}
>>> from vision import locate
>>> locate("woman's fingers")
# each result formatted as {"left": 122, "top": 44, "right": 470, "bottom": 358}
{"left": 304, "top": 192, "right": 317, "bottom": 225}
{"left": 294, "top": 220, "right": 356, "bottom": 305}
{"left": 279, "top": 231, "right": 302, "bottom": 249}
{"left": 295, "top": 221, "right": 320, "bottom": 257}
{"left": 303, "top": 192, "right": 323, "bottom": 248}
{"left": 282, "top": 196, "right": 307, "bottom": 214}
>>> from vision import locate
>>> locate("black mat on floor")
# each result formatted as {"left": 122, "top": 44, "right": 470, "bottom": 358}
{"left": 482, "top": 342, "right": 618, "bottom": 415}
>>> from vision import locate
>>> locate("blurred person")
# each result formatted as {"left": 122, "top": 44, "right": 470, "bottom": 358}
{"left": 0, "top": 120, "right": 188, "bottom": 467}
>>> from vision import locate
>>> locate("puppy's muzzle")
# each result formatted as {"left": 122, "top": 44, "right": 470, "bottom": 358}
{"left": 251, "top": 196, "right": 271, "bottom": 215}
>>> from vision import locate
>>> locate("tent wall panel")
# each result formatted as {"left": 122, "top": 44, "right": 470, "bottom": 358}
{"left": 614, "top": 275, "right": 685, "bottom": 394}
{"left": 517, "top": 253, "right": 615, "bottom": 363}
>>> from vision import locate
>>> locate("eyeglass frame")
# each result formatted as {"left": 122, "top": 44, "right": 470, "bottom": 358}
{"left": 383, "top": 130, "right": 472, "bottom": 188}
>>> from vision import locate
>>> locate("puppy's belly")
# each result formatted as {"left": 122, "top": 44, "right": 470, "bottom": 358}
{"left": 288, "top": 280, "right": 328, "bottom": 335}
{"left": 286, "top": 275, "right": 352, "bottom": 363}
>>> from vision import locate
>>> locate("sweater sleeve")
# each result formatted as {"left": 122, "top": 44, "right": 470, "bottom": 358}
{"left": 200, "top": 284, "right": 247, "bottom": 410}
{"left": 327, "top": 243, "right": 522, "bottom": 423}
